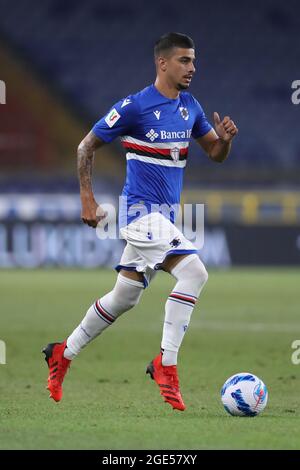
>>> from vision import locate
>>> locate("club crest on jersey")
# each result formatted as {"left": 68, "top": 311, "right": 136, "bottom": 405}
{"left": 170, "top": 147, "right": 180, "bottom": 162}
{"left": 179, "top": 107, "right": 189, "bottom": 121}
{"left": 105, "top": 108, "right": 121, "bottom": 128}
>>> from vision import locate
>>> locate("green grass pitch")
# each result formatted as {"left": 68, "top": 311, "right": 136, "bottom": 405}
{"left": 0, "top": 268, "right": 300, "bottom": 449}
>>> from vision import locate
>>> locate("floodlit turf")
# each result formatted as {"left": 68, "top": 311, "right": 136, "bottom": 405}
{"left": 0, "top": 268, "right": 300, "bottom": 450}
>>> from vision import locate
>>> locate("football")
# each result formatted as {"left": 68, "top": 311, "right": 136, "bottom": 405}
{"left": 221, "top": 372, "right": 268, "bottom": 417}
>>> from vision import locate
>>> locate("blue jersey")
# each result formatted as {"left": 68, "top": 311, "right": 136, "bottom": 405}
{"left": 92, "top": 84, "right": 212, "bottom": 227}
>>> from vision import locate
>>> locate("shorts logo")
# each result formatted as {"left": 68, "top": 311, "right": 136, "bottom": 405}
{"left": 179, "top": 107, "right": 189, "bottom": 120}
{"left": 105, "top": 108, "right": 121, "bottom": 128}
{"left": 146, "top": 129, "right": 159, "bottom": 142}
{"left": 170, "top": 237, "right": 181, "bottom": 247}
{"left": 170, "top": 147, "right": 180, "bottom": 162}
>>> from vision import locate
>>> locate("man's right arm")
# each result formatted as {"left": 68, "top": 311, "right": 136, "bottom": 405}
{"left": 77, "top": 130, "right": 107, "bottom": 228}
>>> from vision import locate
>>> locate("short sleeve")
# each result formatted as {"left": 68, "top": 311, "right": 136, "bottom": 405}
{"left": 191, "top": 97, "right": 212, "bottom": 139}
{"left": 92, "top": 96, "right": 139, "bottom": 143}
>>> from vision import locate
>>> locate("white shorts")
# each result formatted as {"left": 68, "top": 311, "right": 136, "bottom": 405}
{"left": 115, "top": 212, "right": 198, "bottom": 288}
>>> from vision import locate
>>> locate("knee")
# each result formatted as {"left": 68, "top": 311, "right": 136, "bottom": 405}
{"left": 194, "top": 260, "right": 208, "bottom": 288}
{"left": 125, "top": 291, "right": 143, "bottom": 310}
{"left": 111, "top": 286, "right": 143, "bottom": 314}
{"left": 111, "top": 273, "right": 144, "bottom": 312}
{"left": 183, "top": 256, "right": 208, "bottom": 290}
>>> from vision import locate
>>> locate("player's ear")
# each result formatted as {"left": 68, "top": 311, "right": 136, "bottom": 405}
{"left": 157, "top": 56, "right": 167, "bottom": 72}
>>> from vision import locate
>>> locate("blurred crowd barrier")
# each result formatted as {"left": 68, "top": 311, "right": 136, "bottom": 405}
{"left": 0, "top": 191, "right": 299, "bottom": 268}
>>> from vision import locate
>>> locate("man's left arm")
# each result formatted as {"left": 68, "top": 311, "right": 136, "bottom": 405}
{"left": 196, "top": 112, "right": 238, "bottom": 163}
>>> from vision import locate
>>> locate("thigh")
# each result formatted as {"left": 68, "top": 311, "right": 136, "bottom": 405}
{"left": 116, "top": 242, "right": 157, "bottom": 287}
{"left": 161, "top": 253, "right": 191, "bottom": 273}
{"left": 120, "top": 269, "right": 144, "bottom": 282}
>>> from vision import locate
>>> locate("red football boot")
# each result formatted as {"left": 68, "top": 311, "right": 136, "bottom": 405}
{"left": 146, "top": 352, "right": 186, "bottom": 411}
{"left": 42, "top": 341, "right": 71, "bottom": 402}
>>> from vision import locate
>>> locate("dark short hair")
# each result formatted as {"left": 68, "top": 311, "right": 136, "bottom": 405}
{"left": 154, "top": 32, "right": 195, "bottom": 58}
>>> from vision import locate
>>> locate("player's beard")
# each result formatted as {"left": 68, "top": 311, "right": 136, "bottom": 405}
{"left": 176, "top": 82, "right": 190, "bottom": 91}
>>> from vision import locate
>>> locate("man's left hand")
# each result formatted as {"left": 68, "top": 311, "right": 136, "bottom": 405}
{"left": 213, "top": 112, "right": 238, "bottom": 142}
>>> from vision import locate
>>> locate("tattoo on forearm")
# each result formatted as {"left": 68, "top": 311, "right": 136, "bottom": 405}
{"left": 77, "top": 143, "right": 94, "bottom": 193}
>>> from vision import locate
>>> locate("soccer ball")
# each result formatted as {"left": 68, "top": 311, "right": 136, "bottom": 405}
{"left": 221, "top": 372, "right": 268, "bottom": 417}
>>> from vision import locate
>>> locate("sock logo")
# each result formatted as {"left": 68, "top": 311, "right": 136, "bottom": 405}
{"left": 183, "top": 325, "right": 188, "bottom": 332}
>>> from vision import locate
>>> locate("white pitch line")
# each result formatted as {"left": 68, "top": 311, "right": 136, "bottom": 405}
{"left": 122, "top": 319, "right": 300, "bottom": 334}
{"left": 191, "top": 320, "right": 300, "bottom": 333}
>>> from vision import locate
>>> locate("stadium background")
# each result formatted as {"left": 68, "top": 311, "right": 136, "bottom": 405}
{"left": 0, "top": 0, "right": 300, "bottom": 450}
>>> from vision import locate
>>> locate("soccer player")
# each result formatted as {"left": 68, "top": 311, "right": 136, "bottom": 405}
{"left": 43, "top": 32, "right": 238, "bottom": 411}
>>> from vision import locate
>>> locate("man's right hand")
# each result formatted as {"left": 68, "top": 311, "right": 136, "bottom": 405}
{"left": 81, "top": 198, "right": 107, "bottom": 228}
